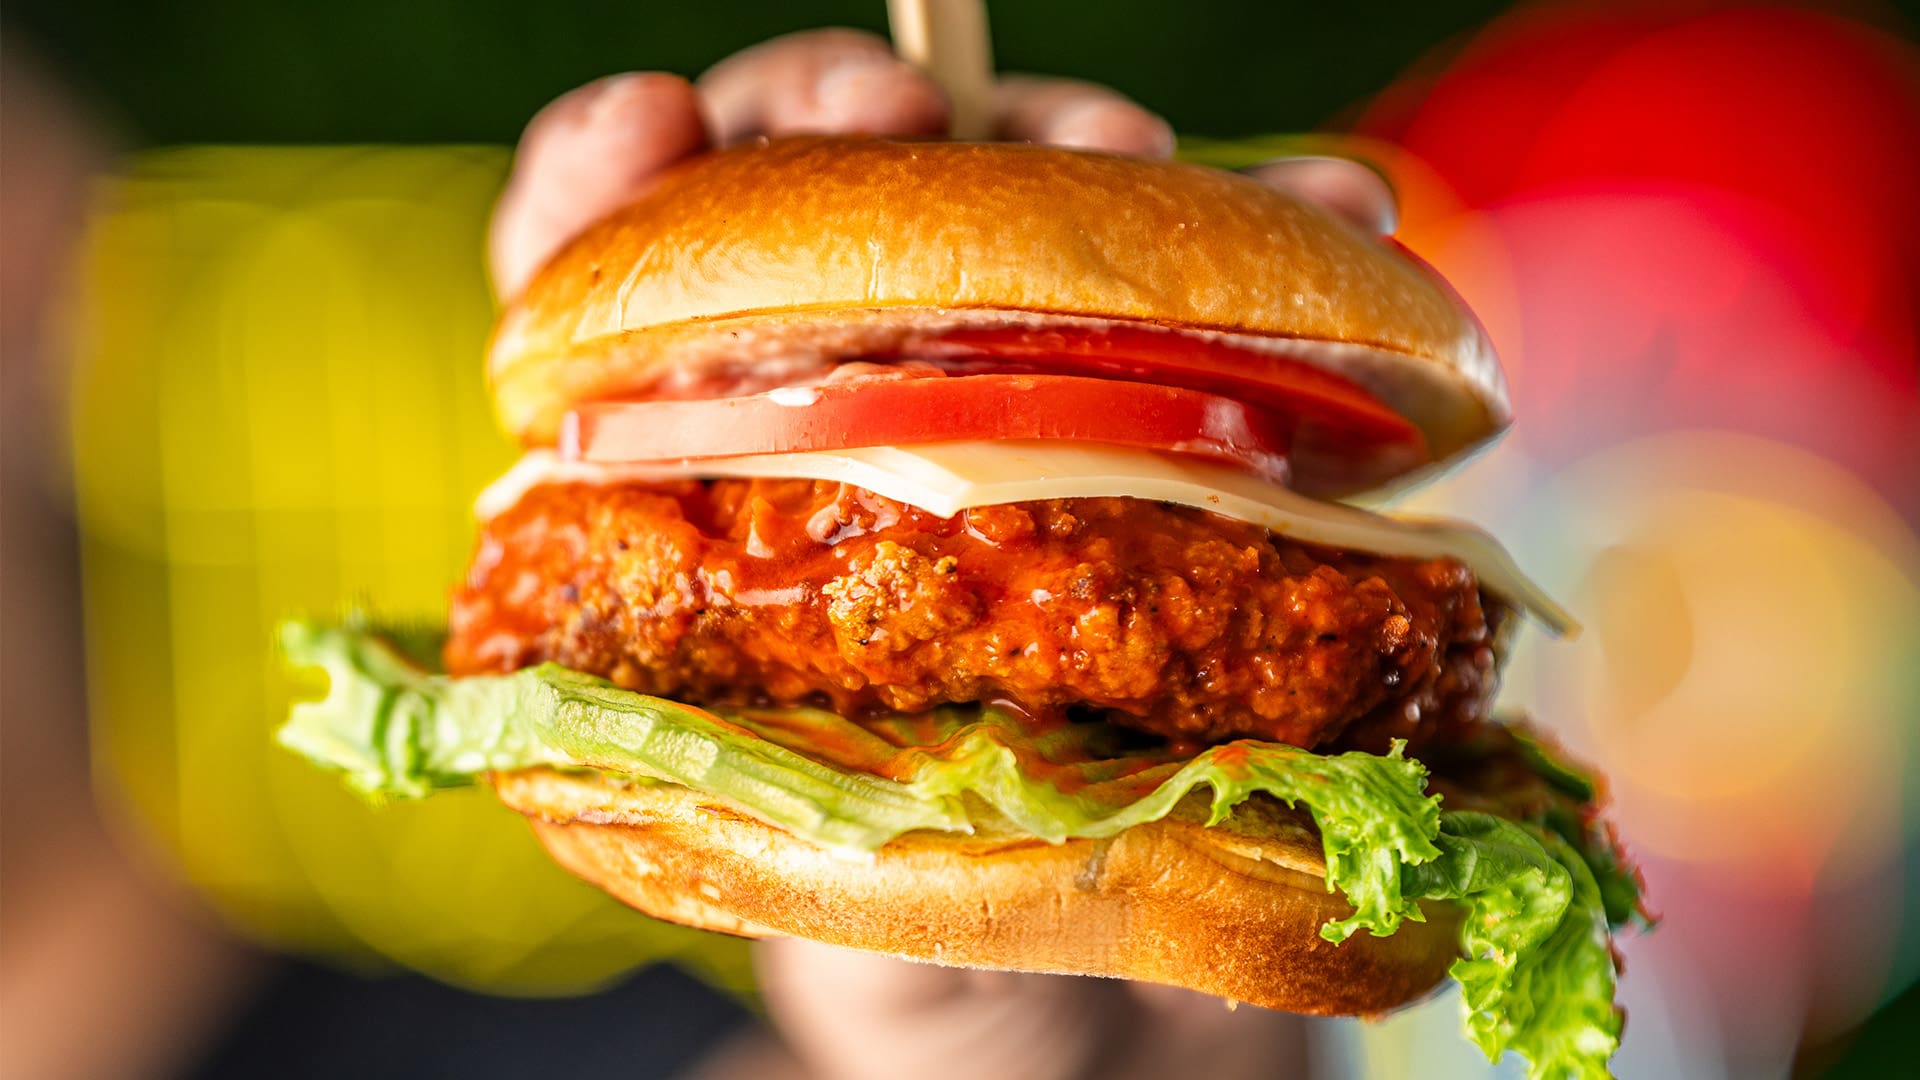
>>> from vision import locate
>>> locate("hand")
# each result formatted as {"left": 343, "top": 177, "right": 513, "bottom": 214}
{"left": 730, "top": 938, "right": 1315, "bottom": 1080}
{"left": 489, "top": 28, "right": 1396, "bottom": 301}
{"left": 491, "top": 28, "right": 1369, "bottom": 1079}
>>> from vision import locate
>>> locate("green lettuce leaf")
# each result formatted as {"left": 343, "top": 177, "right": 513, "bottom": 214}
{"left": 280, "top": 618, "right": 1633, "bottom": 1078}
{"left": 280, "top": 618, "right": 1439, "bottom": 939}
{"left": 277, "top": 618, "right": 972, "bottom": 852}
{"left": 1412, "top": 813, "right": 1623, "bottom": 1077}
{"left": 1513, "top": 738, "right": 1656, "bottom": 934}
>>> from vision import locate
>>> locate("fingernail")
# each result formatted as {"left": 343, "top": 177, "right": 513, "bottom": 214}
{"left": 1045, "top": 99, "right": 1176, "bottom": 158}
{"left": 815, "top": 60, "right": 948, "bottom": 135}
{"left": 582, "top": 73, "right": 648, "bottom": 125}
{"left": 1248, "top": 156, "right": 1400, "bottom": 235}
{"left": 578, "top": 72, "right": 690, "bottom": 134}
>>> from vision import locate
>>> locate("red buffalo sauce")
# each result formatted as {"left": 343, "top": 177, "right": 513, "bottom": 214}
{"left": 446, "top": 477, "right": 1504, "bottom": 754}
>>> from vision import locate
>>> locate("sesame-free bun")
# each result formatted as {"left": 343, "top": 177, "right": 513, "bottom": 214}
{"left": 490, "top": 768, "right": 1461, "bottom": 1016}
{"left": 488, "top": 137, "right": 1508, "bottom": 494}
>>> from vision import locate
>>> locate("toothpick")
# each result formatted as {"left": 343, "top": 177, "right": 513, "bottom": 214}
{"left": 888, "top": 0, "right": 996, "bottom": 140}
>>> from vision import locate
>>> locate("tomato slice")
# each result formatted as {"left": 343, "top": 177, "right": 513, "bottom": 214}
{"left": 922, "top": 326, "right": 1417, "bottom": 446}
{"left": 564, "top": 372, "right": 1292, "bottom": 483}
{"left": 917, "top": 327, "right": 1430, "bottom": 494}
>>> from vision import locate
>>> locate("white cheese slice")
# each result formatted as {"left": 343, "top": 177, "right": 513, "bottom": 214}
{"left": 476, "top": 443, "right": 1576, "bottom": 635}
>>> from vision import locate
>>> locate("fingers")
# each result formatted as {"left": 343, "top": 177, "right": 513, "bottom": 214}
{"left": 698, "top": 29, "right": 949, "bottom": 145}
{"left": 489, "top": 72, "right": 707, "bottom": 299}
{"left": 492, "top": 29, "right": 1302, "bottom": 303}
{"left": 699, "top": 34, "right": 1173, "bottom": 158}
{"left": 993, "top": 78, "right": 1388, "bottom": 237}
{"left": 495, "top": 27, "right": 951, "bottom": 300}
{"left": 1244, "top": 156, "right": 1400, "bottom": 235}
{"left": 993, "top": 76, "right": 1175, "bottom": 158}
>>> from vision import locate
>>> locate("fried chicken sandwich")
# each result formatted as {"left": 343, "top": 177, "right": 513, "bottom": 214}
{"left": 282, "top": 137, "right": 1648, "bottom": 1078}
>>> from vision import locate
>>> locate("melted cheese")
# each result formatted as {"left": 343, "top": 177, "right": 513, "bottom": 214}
{"left": 477, "top": 443, "right": 1576, "bottom": 635}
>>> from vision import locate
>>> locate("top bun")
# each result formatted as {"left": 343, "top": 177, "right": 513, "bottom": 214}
{"left": 490, "top": 137, "right": 1508, "bottom": 492}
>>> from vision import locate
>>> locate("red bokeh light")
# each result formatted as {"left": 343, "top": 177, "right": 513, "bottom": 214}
{"left": 1352, "top": 4, "right": 1920, "bottom": 1070}
{"left": 1359, "top": 1, "right": 1920, "bottom": 491}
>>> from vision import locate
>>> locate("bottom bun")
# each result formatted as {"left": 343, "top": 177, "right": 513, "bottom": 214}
{"left": 490, "top": 768, "right": 1461, "bottom": 1016}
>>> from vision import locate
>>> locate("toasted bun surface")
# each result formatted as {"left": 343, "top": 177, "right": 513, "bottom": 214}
{"left": 490, "top": 137, "right": 1507, "bottom": 488}
{"left": 490, "top": 768, "right": 1461, "bottom": 1015}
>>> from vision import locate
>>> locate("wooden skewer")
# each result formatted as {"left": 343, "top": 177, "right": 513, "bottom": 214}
{"left": 887, "top": 0, "right": 996, "bottom": 140}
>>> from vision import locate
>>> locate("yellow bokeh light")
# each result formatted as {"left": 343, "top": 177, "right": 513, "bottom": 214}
{"left": 72, "top": 146, "right": 752, "bottom": 995}
{"left": 1528, "top": 432, "right": 1920, "bottom": 879}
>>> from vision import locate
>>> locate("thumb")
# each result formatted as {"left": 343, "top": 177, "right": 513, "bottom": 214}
{"left": 754, "top": 938, "right": 1124, "bottom": 1080}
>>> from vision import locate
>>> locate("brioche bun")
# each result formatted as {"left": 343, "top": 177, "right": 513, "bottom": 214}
{"left": 490, "top": 768, "right": 1462, "bottom": 1015}
{"left": 489, "top": 137, "right": 1507, "bottom": 493}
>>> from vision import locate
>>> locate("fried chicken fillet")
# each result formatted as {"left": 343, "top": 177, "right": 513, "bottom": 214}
{"left": 446, "top": 477, "right": 1505, "bottom": 751}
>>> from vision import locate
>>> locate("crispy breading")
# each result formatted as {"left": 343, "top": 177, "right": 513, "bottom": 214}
{"left": 446, "top": 479, "right": 1502, "bottom": 750}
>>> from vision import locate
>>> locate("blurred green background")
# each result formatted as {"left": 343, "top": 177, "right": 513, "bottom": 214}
{"left": 6, "top": 0, "right": 1519, "bottom": 142}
